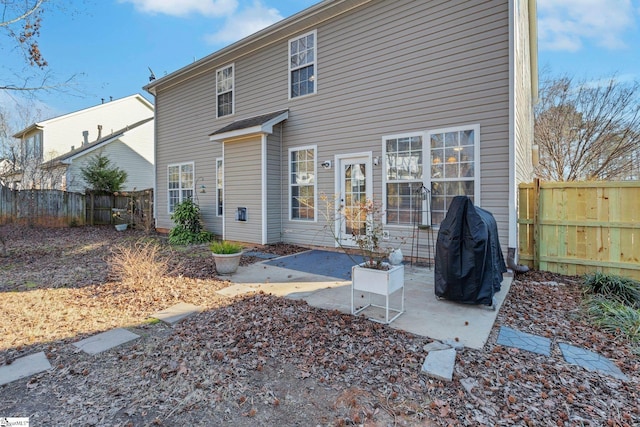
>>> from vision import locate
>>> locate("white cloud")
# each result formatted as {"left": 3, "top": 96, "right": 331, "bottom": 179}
{"left": 204, "top": 1, "right": 283, "bottom": 45}
{"left": 538, "top": 0, "right": 637, "bottom": 51}
{"left": 119, "top": 0, "right": 238, "bottom": 17}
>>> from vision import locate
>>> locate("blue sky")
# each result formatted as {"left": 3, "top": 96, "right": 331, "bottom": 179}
{"left": 1, "top": 0, "right": 639, "bottom": 124}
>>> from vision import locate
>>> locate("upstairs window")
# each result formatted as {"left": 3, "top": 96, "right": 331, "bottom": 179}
{"left": 289, "top": 30, "right": 316, "bottom": 99}
{"left": 22, "top": 132, "right": 43, "bottom": 162}
{"left": 168, "top": 162, "right": 194, "bottom": 213}
{"left": 216, "top": 64, "right": 234, "bottom": 118}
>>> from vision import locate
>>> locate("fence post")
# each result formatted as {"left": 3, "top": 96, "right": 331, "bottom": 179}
{"left": 533, "top": 178, "right": 540, "bottom": 270}
{"left": 90, "top": 192, "right": 95, "bottom": 226}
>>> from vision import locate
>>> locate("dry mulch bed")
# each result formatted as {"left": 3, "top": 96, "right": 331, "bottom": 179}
{"left": 0, "top": 224, "right": 638, "bottom": 426}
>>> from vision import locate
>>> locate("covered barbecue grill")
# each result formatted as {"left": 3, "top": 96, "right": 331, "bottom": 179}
{"left": 434, "top": 196, "right": 507, "bottom": 306}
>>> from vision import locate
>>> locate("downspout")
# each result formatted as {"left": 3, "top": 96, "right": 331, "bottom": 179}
{"left": 507, "top": 0, "right": 529, "bottom": 275}
{"left": 279, "top": 123, "right": 284, "bottom": 241}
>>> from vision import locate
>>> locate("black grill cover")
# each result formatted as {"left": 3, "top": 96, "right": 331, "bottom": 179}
{"left": 434, "top": 196, "right": 507, "bottom": 305}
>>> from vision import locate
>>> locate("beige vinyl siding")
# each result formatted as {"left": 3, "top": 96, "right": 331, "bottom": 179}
{"left": 514, "top": 0, "right": 535, "bottom": 184}
{"left": 154, "top": 72, "right": 223, "bottom": 234}
{"left": 153, "top": 0, "right": 518, "bottom": 251}
{"left": 266, "top": 127, "right": 284, "bottom": 244}
{"left": 223, "top": 136, "right": 263, "bottom": 243}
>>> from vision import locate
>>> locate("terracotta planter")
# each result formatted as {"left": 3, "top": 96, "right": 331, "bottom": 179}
{"left": 213, "top": 251, "right": 242, "bottom": 274}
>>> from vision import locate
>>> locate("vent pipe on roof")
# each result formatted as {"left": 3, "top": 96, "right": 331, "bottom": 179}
{"left": 82, "top": 130, "right": 89, "bottom": 146}
{"left": 97, "top": 125, "right": 103, "bottom": 140}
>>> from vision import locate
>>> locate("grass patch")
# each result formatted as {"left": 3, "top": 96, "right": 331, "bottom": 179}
{"left": 583, "top": 273, "right": 640, "bottom": 344}
{"left": 583, "top": 272, "right": 640, "bottom": 308}
{"left": 585, "top": 295, "right": 640, "bottom": 343}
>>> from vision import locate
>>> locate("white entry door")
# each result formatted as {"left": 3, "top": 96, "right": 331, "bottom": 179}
{"left": 337, "top": 154, "right": 373, "bottom": 247}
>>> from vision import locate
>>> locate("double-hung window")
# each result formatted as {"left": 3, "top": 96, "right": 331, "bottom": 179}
{"left": 289, "top": 30, "right": 316, "bottom": 99}
{"left": 428, "top": 125, "right": 480, "bottom": 226}
{"left": 289, "top": 146, "right": 316, "bottom": 220}
{"left": 22, "top": 132, "right": 43, "bottom": 162}
{"left": 216, "top": 158, "right": 223, "bottom": 216}
{"left": 384, "top": 134, "right": 424, "bottom": 226}
{"left": 216, "top": 64, "right": 234, "bottom": 118}
{"left": 167, "top": 162, "right": 194, "bottom": 213}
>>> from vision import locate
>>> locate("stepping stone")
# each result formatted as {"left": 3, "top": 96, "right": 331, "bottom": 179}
{"left": 559, "top": 343, "right": 628, "bottom": 381}
{"left": 215, "top": 283, "right": 257, "bottom": 298}
{"left": 243, "top": 251, "right": 279, "bottom": 259}
{"left": 421, "top": 348, "right": 456, "bottom": 382}
{"left": 73, "top": 328, "right": 140, "bottom": 355}
{"left": 0, "top": 351, "right": 51, "bottom": 386}
{"left": 423, "top": 341, "right": 451, "bottom": 352}
{"left": 150, "top": 302, "right": 203, "bottom": 325}
{"left": 496, "top": 326, "right": 551, "bottom": 356}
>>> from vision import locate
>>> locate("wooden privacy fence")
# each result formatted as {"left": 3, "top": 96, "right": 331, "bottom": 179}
{"left": 86, "top": 189, "right": 154, "bottom": 230}
{"left": 0, "top": 186, "right": 85, "bottom": 227}
{"left": 518, "top": 180, "right": 640, "bottom": 280}
{"left": 0, "top": 185, "right": 154, "bottom": 229}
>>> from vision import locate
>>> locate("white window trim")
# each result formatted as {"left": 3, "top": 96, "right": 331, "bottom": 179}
{"left": 167, "top": 161, "right": 195, "bottom": 214}
{"left": 216, "top": 157, "right": 223, "bottom": 217}
{"left": 288, "top": 29, "right": 317, "bottom": 100}
{"left": 426, "top": 124, "right": 481, "bottom": 228}
{"left": 382, "top": 131, "right": 427, "bottom": 228}
{"left": 288, "top": 144, "right": 318, "bottom": 222}
{"left": 215, "top": 63, "right": 234, "bottom": 118}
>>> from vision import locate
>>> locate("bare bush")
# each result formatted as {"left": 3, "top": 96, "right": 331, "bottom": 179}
{"left": 108, "top": 239, "right": 173, "bottom": 287}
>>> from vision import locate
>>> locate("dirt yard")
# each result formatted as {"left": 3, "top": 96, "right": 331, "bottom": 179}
{"left": 0, "top": 224, "right": 638, "bottom": 426}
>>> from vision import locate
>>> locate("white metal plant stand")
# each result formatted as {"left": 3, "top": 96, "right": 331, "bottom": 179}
{"left": 351, "top": 263, "right": 405, "bottom": 324}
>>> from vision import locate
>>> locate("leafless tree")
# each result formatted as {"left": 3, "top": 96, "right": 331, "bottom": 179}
{"left": 534, "top": 75, "right": 640, "bottom": 181}
{"left": 1, "top": 0, "right": 83, "bottom": 93}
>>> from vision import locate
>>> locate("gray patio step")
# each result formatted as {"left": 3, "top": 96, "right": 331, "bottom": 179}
{"left": 150, "top": 302, "right": 203, "bottom": 325}
{"left": 0, "top": 351, "right": 51, "bottom": 386}
{"left": 73, "top": 328, "right": 140, "bottom": 355}
{"left": 496, "top": 326, "right": 551, "bottom": 356}
{"left": 497, "top": 326, "right": 628, "bottom": 381}
{"left": 559, "top": 343, "right": 628, "bottom": 381}
{"left": 422, "top": 347, "right": 456, "bottom": 382}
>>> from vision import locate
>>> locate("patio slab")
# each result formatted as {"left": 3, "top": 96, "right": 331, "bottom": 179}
{"left": 0, "top": 352, "right": 51, "bottom": 386}
{"left": 225, "top": 252, "right": 511, "bottom": 350}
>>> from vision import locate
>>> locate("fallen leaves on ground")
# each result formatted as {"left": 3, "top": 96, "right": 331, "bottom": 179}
{"left": 0, "top": 225, "right": 638, "bottom": 426}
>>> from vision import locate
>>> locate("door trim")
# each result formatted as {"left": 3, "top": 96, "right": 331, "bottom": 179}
{"left": 334, "top": 152, "right": 373, "bottom": 247}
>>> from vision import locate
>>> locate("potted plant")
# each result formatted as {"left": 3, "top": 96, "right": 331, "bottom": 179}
{"left": 210, "top": 240, "right": 243, "bottom": 274}
{"left": 320, "top": 195, "right": 405, "bottom": 323}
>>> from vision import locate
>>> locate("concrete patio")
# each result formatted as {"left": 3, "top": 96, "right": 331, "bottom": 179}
{"left": 217, "top": 250, "right": 513, "bottom": 350}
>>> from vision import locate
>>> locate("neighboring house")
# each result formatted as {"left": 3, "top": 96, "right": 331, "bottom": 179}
{"left": 0, "top": 158, "right": 16, "bottom": 188}
{"left": 8, "top": 94, "right": 154, "bottom": 191}
{"left": 43, "top": 117, "right": 155, "bottom": 193}
{"left": 145, "top": 0, "right": 538, "bottom": 266}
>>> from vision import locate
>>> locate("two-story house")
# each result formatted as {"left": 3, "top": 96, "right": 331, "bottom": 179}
{"left": 8, "top": 94, "right": 154, "bottom": 192}
{"left": 144, "top": 0, "right": 538, "bottom": 266}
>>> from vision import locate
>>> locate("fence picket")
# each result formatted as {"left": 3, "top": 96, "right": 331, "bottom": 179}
{"left": 518, "top": 180, "right": 640, "bottom": 280}
{"left": 0, "top": 186, "right": 153, "bottom": 229}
